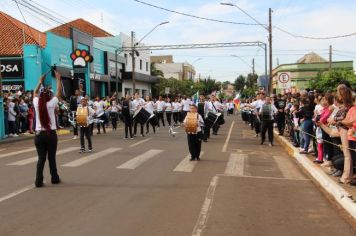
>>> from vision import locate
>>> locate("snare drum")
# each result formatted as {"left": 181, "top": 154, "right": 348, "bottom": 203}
{"left": 149, "top": 115, "right": 159, "bottom": 127}
{"left": 205, "top": 112, "right": 220, "bottom": 127}
{"left": 133, "top": 107, "right": 154, "bottom": 124}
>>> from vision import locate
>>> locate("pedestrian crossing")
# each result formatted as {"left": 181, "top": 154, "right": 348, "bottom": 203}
{"left": 1, "top": 146, "right": 209, "bottom": 173}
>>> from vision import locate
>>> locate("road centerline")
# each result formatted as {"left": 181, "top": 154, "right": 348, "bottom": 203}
{"left": 222, "top": 120, "right": 235, "bottom": 152}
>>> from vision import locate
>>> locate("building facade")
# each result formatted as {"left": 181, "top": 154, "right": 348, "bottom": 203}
{"left": 151, "top": 55, "right": 196, "bottom": 80}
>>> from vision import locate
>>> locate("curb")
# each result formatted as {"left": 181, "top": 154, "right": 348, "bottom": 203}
{"left": 274, "top": 130, "right": 356, "bottom": 219}
{"left": 0, "top": 129, "right": 72, "bottom": 145}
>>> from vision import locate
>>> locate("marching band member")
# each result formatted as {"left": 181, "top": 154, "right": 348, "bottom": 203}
{"left": 259, "top": 96, "right": 278, "bottom": 146}
{"left": 122, "top": 94, "right": 133, "bottom": 139}
{"left": 107, "top": 100, "right": 121, "bottom": 131}
{"left": 172, "top": 98, "right": 180, "bottom": 125}
{"left": 69, "top": 89, "right": 83, "bottom": 139}
{"left": 132, "top": 93, "right": 145, "bottom": 137}
{"left": 145, "top": 96, "right": 156, "bottom": 134}
{"left": 197, "top": 95, "right": 208, "bottom": 142}
{"left": 211, "top": 94, "right": 224, "bottom": 135}
{"left": 155, "top": 96, "right": 166, "bottom": 127}
{"left": 248, "top": 93, "right": 266, "bottom": 137}
{"left": 93, "top": 96, "right": 106, "bottom": 134}
{"left": 33, "top": 71, "right": 62, "bottom": 188}
{"left": 181, "top": 95, "right": 192, "bottom": 121}
{"left": 77, "top": 97, "right": 95, "bottom": 153}
{"left": 165, "top": 97, "right": 173, "bottom": 126}
{"left": 183, "top": 104, "right": 205, "bottom": 161}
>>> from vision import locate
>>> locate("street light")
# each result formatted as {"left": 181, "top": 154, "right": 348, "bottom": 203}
{"left": 131, "top": 21, "right": 169, "bottom": 96}
{"left": 190, "top": 58, "right": 202, "bottom": 81}
{"left": 220, "top": 2, "right": 272, "bottom": 94}
{"left": 231, "top": 54, "right": 253, "bottom": 73}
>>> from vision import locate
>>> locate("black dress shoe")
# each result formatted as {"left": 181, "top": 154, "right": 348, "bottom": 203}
{"left": 51, "top": 178, "right": 61, "bottom": 184}
{"left": 35, "top": 182, "right": 44, "bottom": 188}
{"left": 196, "top": 157, "right": 201, "bottom": 161}
{"left": 189, "top": 158, "right": 195, "bottom": 161}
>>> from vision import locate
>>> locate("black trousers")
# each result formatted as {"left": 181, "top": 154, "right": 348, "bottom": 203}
{"left": 204, "top": 125, "right": 210, "bottom": 140}
{"left": 35, "top": 130, "right": 59, "bottom": 184}
{"left": 134, "top": 120, "right": 144, "bottom": 135}
{"left": 166, "top": 112, "right": 172, "bottom": 126}
{"left": 276, "top": 112, "right": 285, "bottom": 135}
{"left": 173, "top": 112, "right": 179, "bottom": 124}
{"left": 181, "top": 111, "right": 188, "bottom": 122}
{"left": 110, "top": 112, "right": 118, "bottom": 130}
{"left": 187, "top": 132, "right": 202, "bottom": 160}
{"left": 80, "top": 126, "right": 92, "bottom": 150}
{"left": 124, "top": 115, "right": 133, "bottom": 138}
{"left": 321, "top": 129, "right": 333, "bottom": 161}
{"left": 146, "top": 118, "right": 156, "bottom": 133}
{"left": 212, "top": 123, "right": 220, "bottom": 134}
{"left": 254, "top": 115, "right": 261, "bottom": 134}
{"left": 261, "top": 120, "right": 274, "bottom": 144}
{"left": 156, "top": 112, "right": 165, "bottom": 127}
{"left": 96, "top": 115, "right": 106, "bottom": 133}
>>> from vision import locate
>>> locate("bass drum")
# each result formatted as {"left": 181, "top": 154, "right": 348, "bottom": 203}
{"left": 205, "top": 112, "right": 220, "bottom": 127}
{"left": 149, "top": 115, "right": 159, "bottom": 127}
{"left": 133, "top": 107, "right": 153, "bottom": 124}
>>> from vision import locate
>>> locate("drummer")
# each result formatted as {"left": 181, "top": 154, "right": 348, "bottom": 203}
{"left": 183, "top": 104, "right": 205, "bottom": 161}
{"left": 165, "top": 97, "right": 173, "bottom": 126}
{"left": 77, "top": 97, "right": 95, "bottom": 153}
{"left": 93, "top": 96, "right": 107, "bottom": 134}
{"left": 211, "top": 94, "right": 224, "bottom": 135}
{"left": 155, "top": 96, "right": 166, "bottom": 127}
{"left": 132, "top": 93, "right": 145, "bottom": 137}
{"left": 172, "top": 98, "right": 181, "bottom": 125}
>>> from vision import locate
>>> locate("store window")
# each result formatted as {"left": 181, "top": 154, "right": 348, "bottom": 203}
{"left": 146, "top": 62, "right": 149, "bottom": 72}
{"left": 140, "top": 59, "right": 143, "bottom": 70}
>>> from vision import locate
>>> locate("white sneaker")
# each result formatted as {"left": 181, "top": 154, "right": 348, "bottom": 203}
{"left": 72, "top": 135, "right": 78, "bottom": 140}
{"left": 13, "top": 134, "right": 19, "bottom": 137}
{"left": 9, "top": 134, "right": 13, "bottom": 137}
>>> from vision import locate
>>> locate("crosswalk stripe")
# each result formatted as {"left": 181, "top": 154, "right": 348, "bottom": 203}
{"left": 117, "top": 149, "right": 163, "bottom": 170}
{"left": 62, "top": 148, "right": 122, "bottom": 167}
{"left": 7, "top": 147, "right": 78, "bottom": 166}
{"left": 0, "top": 147, "right": 36, "bottom": 159}
{"left": 129, "top": 138, "right": 152, "bottom": 148}
{"left": 224, "top": 153, "right": 247, "bottom": 176}
{"left": 173, "top": 152, "right": 205, "bottom": 172}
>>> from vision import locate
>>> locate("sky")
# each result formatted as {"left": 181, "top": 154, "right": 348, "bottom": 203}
{"left": 1, "top": 0, "right": 356, "bottom": 82}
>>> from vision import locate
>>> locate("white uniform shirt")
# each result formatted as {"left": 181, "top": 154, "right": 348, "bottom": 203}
{"left": 212, "top": 101, "right": 223, "bottom": 113}
{"left": 172, "top": 102, "right": 180, "bottom": 112}
{"left": 145, "top": 101, "right": 154, "bottom": 114}
{"left": 183, "top": 99, "right": 192, "bottom": 111}
{"left": 165, "top": 102, "right": 172, "bottom": 112}
{"left": 156, "top": 101, "right": 166, "bottom": 112}
{"left": 131, "top": 98, "right": 145, "bottom": 112}
{"left": 33, "top": 96, "right": 59, "bottom": 131}
{"left": 251, "top": 99, "right": 265, "bottom": 111}
{"left": 93, "top": 100, "right": 106, "bottom": 116}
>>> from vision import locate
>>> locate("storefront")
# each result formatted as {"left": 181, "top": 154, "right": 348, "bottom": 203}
{"left": 0, "top": 58, "right": 24, "bottom": 93}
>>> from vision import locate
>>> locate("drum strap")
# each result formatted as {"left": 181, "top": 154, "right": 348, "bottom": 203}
{"left": 212, "top": 102, "right": 219, "bottom": 113}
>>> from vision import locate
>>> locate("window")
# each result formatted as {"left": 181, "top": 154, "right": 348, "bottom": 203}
{"left": 140, "top": 59, "right": 143, "bottom": 70}
{"left": 146, "top": 62, "right": 149, "bottom": 71}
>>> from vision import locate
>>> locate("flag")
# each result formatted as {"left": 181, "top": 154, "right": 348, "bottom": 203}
{"left": 192, "top": 91, "right": 199, "bottom": 104}
{"left": 233, "top": 93, "right": 241, "bottom": 110}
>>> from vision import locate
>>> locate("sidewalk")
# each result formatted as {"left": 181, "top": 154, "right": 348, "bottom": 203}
{"left": 0, "top": 128, "right": 71, "bottom": 144}
{"left": 274, "top": 130, "right": 356, "bottom": 219}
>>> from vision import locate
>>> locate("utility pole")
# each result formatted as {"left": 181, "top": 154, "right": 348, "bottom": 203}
{"left": 252, "top": 58, "right": 255, "bottom": 75}
{"left": 329, "top": 45, "right": 332, "bottom": 72}
{"left": 131, "top": 31, "right": 136, "bottom": 96}
{"left": 268, "top": 8, "right": 273, "bottom": 95}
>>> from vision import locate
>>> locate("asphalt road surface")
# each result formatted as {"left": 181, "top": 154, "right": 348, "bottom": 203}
{"left": 0, "top": 116, "right": 355, "bottom": 236}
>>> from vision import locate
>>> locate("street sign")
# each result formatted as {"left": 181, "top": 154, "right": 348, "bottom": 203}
{"left": 165, "top": 87, "right": 170, "bottom": 94}
{"left": 277, "top": 72, "right": 291, "bottom": 89}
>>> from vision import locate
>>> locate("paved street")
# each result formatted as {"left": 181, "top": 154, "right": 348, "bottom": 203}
{"left": 0, "top": 116, "right": 355, "bottom": 236}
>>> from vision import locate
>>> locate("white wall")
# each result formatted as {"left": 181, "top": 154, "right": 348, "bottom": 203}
{"left": 120, "top": 33, "right": 150, "bottom": 75}
{"left": 155, "top": 63, "right": 183, "bottom": 80}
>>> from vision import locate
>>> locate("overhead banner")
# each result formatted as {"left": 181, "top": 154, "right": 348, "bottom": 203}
{"left": 277, "top": 72, "right": 291, "bottom": 89}
{"left": 0, "top": 58, "right": 24, "bottom": 78}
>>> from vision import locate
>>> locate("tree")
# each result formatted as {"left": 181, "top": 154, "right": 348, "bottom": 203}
{"left": 234, "top": 75, "right": 246, "bottom": 92}
{"left": 150, "top": 63, "right": 164, "bottom": 77}
{"left": 311, "top": 69, "right": 356, "bottom": 92}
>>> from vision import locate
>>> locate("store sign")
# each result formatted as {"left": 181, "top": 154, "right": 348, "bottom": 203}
{"left": 277, "top": 72, "right": 291, "bottom": 89}
{"left": 70, "top": 49, "right": 93, "bottom": 68}
{"left": 2, "top": 81, "right": 24, "bottom": 92}
{"left": 90, "top": 73, "right": 108, "bottom": 82}
{"left": 0, "top": 59, "right": 23, "bottom": 78}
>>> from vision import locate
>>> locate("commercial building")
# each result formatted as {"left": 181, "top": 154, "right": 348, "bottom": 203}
{"left": 272, "top": 52, "right": 353, "bottom": 94}
{"left": 151, "top": 55, "right": 196, "bottom": 80}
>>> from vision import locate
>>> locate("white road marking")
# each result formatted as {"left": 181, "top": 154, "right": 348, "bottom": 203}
{"left": 222, "top": 120, "right": 235, "bottom": 152}
{"left": 7, "top": 147, "right": 78, "bottom": 166}
{"left": 0, "top": 147, "right": 36, "bottom": 159}
{"left": 217, "top": 174, "right": 310, "bottom": 181}
{"left": 129, "top": 138, "right": 152, "bottom": 148}
{"left": 117, "top": 149, "right": 163, "bottom": 170}
{"left": 191, "top": 176, "right": 219, "bottom": 236}
{"left": 173, "top": 152, "right": 205, "bottom": 172}
{"left": 62, "top": 148, "right": 122, "bottom": 167}
{"left": 0, "top": 184, "right": 34, "bottom": 203}
{"left": 224, "top": 153, "right": 247, "bottom": 176}
{"left": 0, "top": 148, "right": 6, "bottom": 152}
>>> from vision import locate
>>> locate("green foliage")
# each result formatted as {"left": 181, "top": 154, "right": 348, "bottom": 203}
{"left": 311, "top": 69, "right": 356, "bottom": 92}
{"left": 150, "top": 63, "right": 164, "bottom": 77}
{"left": 233, "top": 73, "right": 258, "bottom": 98}
{"left": 234, "top": 75, "right": 246, "bottom": 92}
{"left": 152, "top": 76, "right": 221, "bottom": 97}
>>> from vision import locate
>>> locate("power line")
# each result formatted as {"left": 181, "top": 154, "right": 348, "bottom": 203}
{"left": 275, "top": 26, "right": 356, "bottom": 40}
{"left": 132, "top": 0, "right": 263, "bottom": 26}
{"left": 13, "top": 0, "right": 38, "bottom": 46}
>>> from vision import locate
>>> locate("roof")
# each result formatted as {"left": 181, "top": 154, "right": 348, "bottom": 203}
{"left": 297, "top": 52, "right": 327, "bottom": 63}
{"left": 48, "top": 18, "right": 113, "bottom": 38}
{"left": 0, "top": 11, "right": 46, "bottom": 56}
